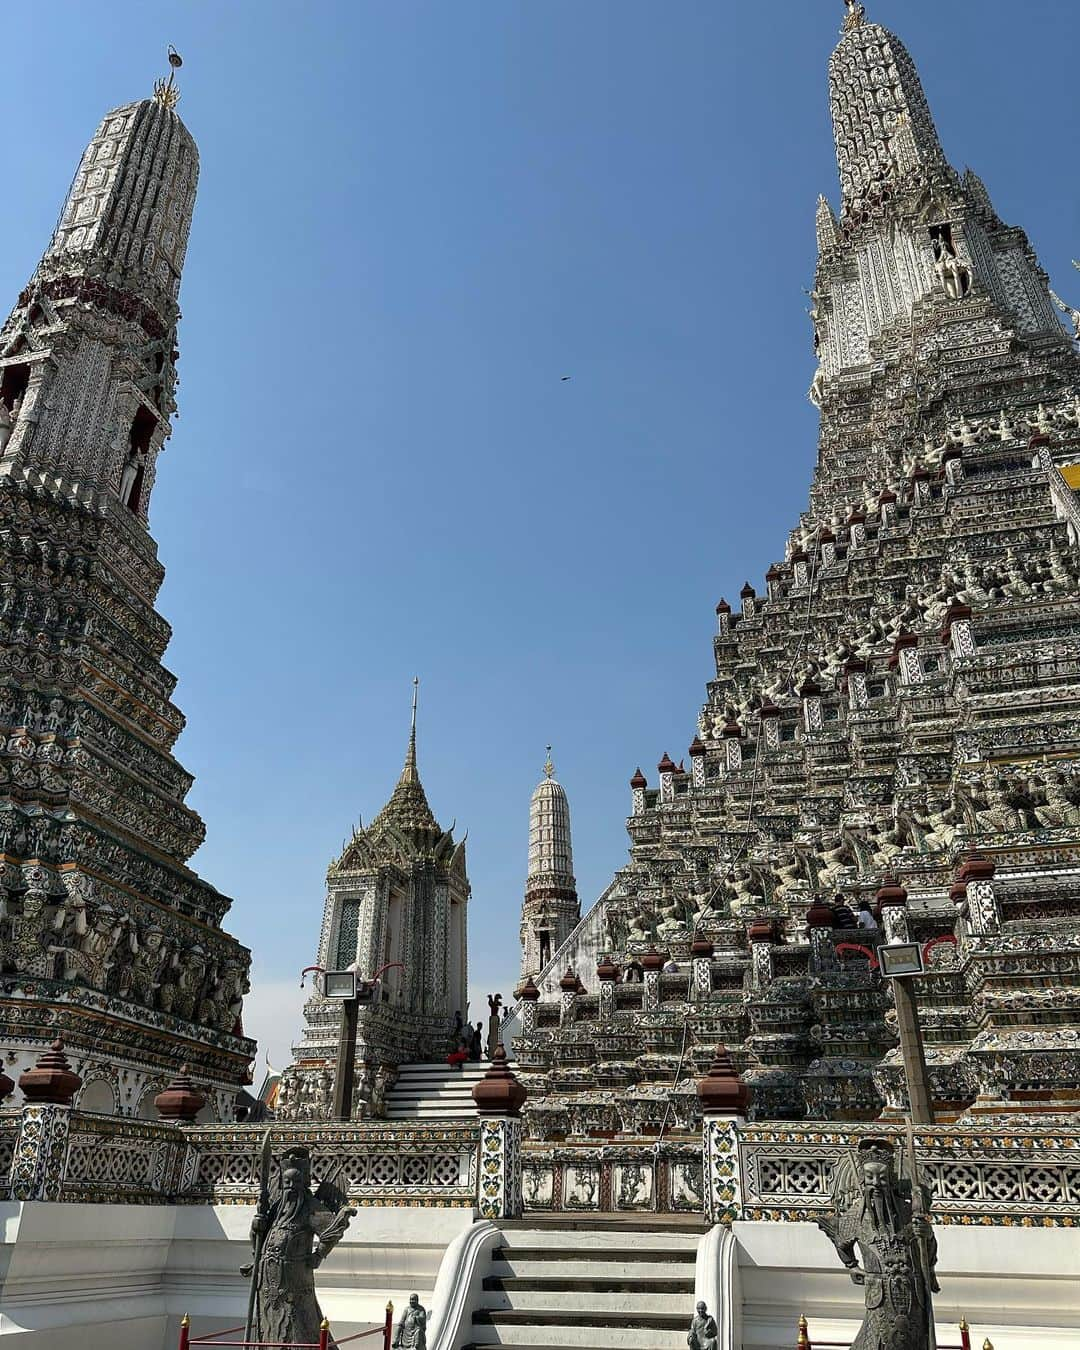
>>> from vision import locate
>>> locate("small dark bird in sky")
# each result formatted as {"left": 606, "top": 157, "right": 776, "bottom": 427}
{"left": 560, "top": 375, "right": 571, "bottom": 381}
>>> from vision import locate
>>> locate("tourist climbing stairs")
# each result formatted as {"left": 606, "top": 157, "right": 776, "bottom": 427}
{"left": 383, "top": 1061, "right": 487, "bottom": 1121}
{"left": 462, "top": 1217, "right": 703, "bottom": 1348}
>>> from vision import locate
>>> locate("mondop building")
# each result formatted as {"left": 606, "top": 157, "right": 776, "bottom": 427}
{"left": 1, "top": 8, "right": 1078, "bottom": 1350}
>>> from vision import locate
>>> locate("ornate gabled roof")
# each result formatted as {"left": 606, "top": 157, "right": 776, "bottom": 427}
{"left": 331, "top": 681, "right": 445, "bottom": 872}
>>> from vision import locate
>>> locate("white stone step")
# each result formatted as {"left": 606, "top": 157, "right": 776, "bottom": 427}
{"left": 481, "top": 1290, "right": 690, "bottom": 1314}
{"left": 496, "top": 1229, "right": 701, "bottom": 1253}
{"left": 489, "top": 1257, "right": 691, "bottom": 1280}
{"left": 467, "top": 1325, "right": 688, "bottom": 1348}
{"left": 385, "top": 1107, "right": 478, "bottom": 1119}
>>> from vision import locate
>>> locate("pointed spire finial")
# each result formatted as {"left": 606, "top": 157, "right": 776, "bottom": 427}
{"left": 544, "top": 745, "right": 555, "bottom": 779}
{"left": 402, "top": 678, "right": 419, "bottom": 783}
{"left": 154, "top": 46, "right": 183, "bottom": 111}
{"left": 843, "top": 0, "right": 866, "bottom": 31}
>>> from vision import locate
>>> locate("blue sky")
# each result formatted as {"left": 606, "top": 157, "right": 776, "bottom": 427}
{"left": 5, "top": 2, "right": 1078, "bottom": 1068}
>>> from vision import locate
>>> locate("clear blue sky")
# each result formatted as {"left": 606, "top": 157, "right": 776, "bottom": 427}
{"left": 4, "top": 3, "right": 1078, "bottom": 1068}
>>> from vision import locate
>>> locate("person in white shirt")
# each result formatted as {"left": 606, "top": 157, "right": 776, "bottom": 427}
{"left": 856, "top": 900, "right": 878, "bottom": 932}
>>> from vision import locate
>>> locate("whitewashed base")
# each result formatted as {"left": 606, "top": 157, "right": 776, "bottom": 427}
{"left": 733, "top": 1221, "right": 1080, "bottom": 1350}
{"left": 0, "top": 1201, "right": 474, "bottom": 1346}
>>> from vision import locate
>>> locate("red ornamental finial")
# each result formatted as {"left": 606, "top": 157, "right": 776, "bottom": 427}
{"left": 18, "top": 1038, "right": 82, "bottom": 1106}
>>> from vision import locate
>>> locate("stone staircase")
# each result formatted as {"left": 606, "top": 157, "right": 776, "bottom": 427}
{"left": 383, "top": 1061, "right": 486, "bottom": 1121}
{"left": 462, "top": 1218, "right": 703, "bottom": 1348}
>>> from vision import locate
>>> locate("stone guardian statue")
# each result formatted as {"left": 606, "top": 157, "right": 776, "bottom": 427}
{"left": 816, "top": 1135, "right": 939, "bottom": 1350}
{"left": 242, "top": 1138, "right": 355, "bottom": 1348}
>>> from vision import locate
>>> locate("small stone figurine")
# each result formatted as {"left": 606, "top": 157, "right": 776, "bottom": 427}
{"left": 392, "top": 1293, "right": 427, "bottom": 1348}
{"left": 687, "top": 1300, "right": 718, "bottom": 1350}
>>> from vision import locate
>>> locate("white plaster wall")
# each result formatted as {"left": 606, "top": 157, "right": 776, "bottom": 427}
{"left": 0, "top": 1201, "right": 474, "bottom": 1349}
{"left": 735, "top": 1220, "right": 1080, "bottom": 1350}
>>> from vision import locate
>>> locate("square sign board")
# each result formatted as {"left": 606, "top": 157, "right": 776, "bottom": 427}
{"left": 877, "top": 943, "right": 925, "bottom": 978}
{"left": 322, "top": 970, "right": 357, "bottom": 999}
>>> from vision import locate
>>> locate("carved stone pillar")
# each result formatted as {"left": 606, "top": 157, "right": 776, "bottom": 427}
{"left": 11, "top": 1039, "right": 82, "bottom": 1202}
{"left": 790, "top": 549, "right": 810, "bottom": 588}
{"left": 876, "top": 876, "right": 910, "bottom": 943}
{"left": 740, "top": 582, "right": 757, "bottom": 620}
{"left": 597, "top": 955, "right": 618, "bottom": 1022}
{"left": 518, "top": 975, "right": 540, "bottom": 1034}
{"left": 800, "top": 678, "right": 824, "bottom": 733}
{"left": 953, "top": 854, "right": 999, "bottom": 935}
{"left": 697, "top": 1045, "right": 750, "bottom": 1225}
{"left": 843, "top": 657, "right": 869, "bottom": 710}
{"left": 642, "top": 947, "right": 665, "bottom": 1011}
{"left": 558, "top": 969, "right": 578, "bottom": 1025}
{"left": 847, "top": 509, "right": 867, "bottom": 548}
{"left": 759, "top": 699, "right": 781, "bottom": 750}
{"left": 715, "top": 599, "right": 731, "bottom": 636}
{"left": 890, "top": 632, "right": 922, "bottom": 686}
{"left": 910, "top": 468, "right": 931, "bottom": 507}
{"left": 689, "top": 737, "right": 707, "bottom": 788}
{"left": 819, "top": 528, "right": 837, "bottom": 566}
{"left": 658, "top": 752, "right": 676, "bottom": 803}
{"left": 943, "top": 445, "right": 964, "bottom": 485}
{"left": 473, "top": 1046, "right": 526, "bottom": 1220}
{"left": 747, "top": 919, "right": 778, "bottom": 991}
{"left": 630, "top": 767, "right": 647, "bottom": 815}
{"left": 878, "top": 488, "right": 897, "bottom": 530}
{"left": 722, "top": 721, "right": 743, "bottom": 772}
{"left": 806, "top": 900, "right": 838, "bottom": 974}
{"left": 941, "top": 602, "right": 976, "bottom": 659}
{"left": 765, "top": 565, "right": 783, "bottom": 603}
{"left": 691, "top": 937, "right": 714, "bottom": 999}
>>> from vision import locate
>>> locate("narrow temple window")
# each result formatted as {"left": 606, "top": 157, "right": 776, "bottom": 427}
{"left": 120, "top": 405, "right": 157, "bottom": 512}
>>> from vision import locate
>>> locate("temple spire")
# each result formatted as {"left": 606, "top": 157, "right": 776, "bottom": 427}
{"left": 829, "top": 7, "right": 948, "bottom": 218}
{"left": 842, "top": 0, "right": 866, "bottom": 32}
{"left": 402, "top": 677, "right": 419, "bottom": 784}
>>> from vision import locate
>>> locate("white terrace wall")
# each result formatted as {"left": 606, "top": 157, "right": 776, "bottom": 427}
{"left": 0, "top": 1200, "right": 474, "bottom": 1348}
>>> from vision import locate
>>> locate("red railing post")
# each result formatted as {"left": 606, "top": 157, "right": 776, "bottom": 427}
{"left": 383, "top": 1300, "right": 394, "bottom": 1350}
{"left": 959, "top": 1319, "right": 971, "bottom": 1350}
{"left": 319, "top": 1318, "right": 330, "bottom": 1350}
{"left": 797, "top": 1313, "right": 812, "bottom": 1350}
{"left": 179, "top": 1314, "right": 190, "bottom": 1350}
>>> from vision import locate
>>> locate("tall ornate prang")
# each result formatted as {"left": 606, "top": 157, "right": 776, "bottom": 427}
{"left": 281, "top": 685, "right": 470, "bottom": 1118}
{"left": 517, "top": 748, "right": 579, "bottom": 991}
{"left": 511, "top": 6, "right": 1080, "bottom": 1161}
{"left": 0, "top": 63, "right": 253, "bottom": 1118}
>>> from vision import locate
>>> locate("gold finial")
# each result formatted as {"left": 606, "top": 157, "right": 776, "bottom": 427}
{"left": 154, "top": 46, "right": 183, "bottom": 111}
{"left": 544, "top": 745, "right": 555, "bottom": 779}
{"left": 797, "top": 1314, "right": 810, "bottom": 1348}
{"left": 180, "top": 1314, "right": 190, "bottom": 1328}
{"left": 982, "top": 1342, "right": 994, "bottom": 1350}
{"left": 843, "top": 0, "right": 867, "bottom": 31}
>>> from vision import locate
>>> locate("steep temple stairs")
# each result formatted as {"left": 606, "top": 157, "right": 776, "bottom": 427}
{"left": 383, "top": 1062, "right": 486, "bottom": 1121}
{"left": 462, "top": 1218, "right": 703, "bottom": 1349}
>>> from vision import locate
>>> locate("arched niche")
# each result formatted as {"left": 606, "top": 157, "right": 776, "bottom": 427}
{"left": 78, "top": 1078, "right": 117, "bottom": 1114}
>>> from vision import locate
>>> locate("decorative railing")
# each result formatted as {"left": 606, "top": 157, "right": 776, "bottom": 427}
{"left": 4, "top": 1106, "right": 188, "bottom": 1204}
{"left": 520, "top": 1139, "right": 705, "bottom": 1214}
{"left": 0, "top": 1111, "right": 18, "bottom": 1199}
{"left": 61, "top": 1111, "right": 190, "bottom": 1203}
{"left": 737, "top": 1123, "right": 1080, "bottom": 1226}
{"left": 179, "top": 1121, "right": 480, "bottom": 1207}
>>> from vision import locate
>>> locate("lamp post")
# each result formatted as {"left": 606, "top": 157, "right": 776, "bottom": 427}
{"left": 312, "top": 963, "right": 406, "bottom": 1121}
{"left": 877, "top": 941, "right": 935, "bottom": 1126}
